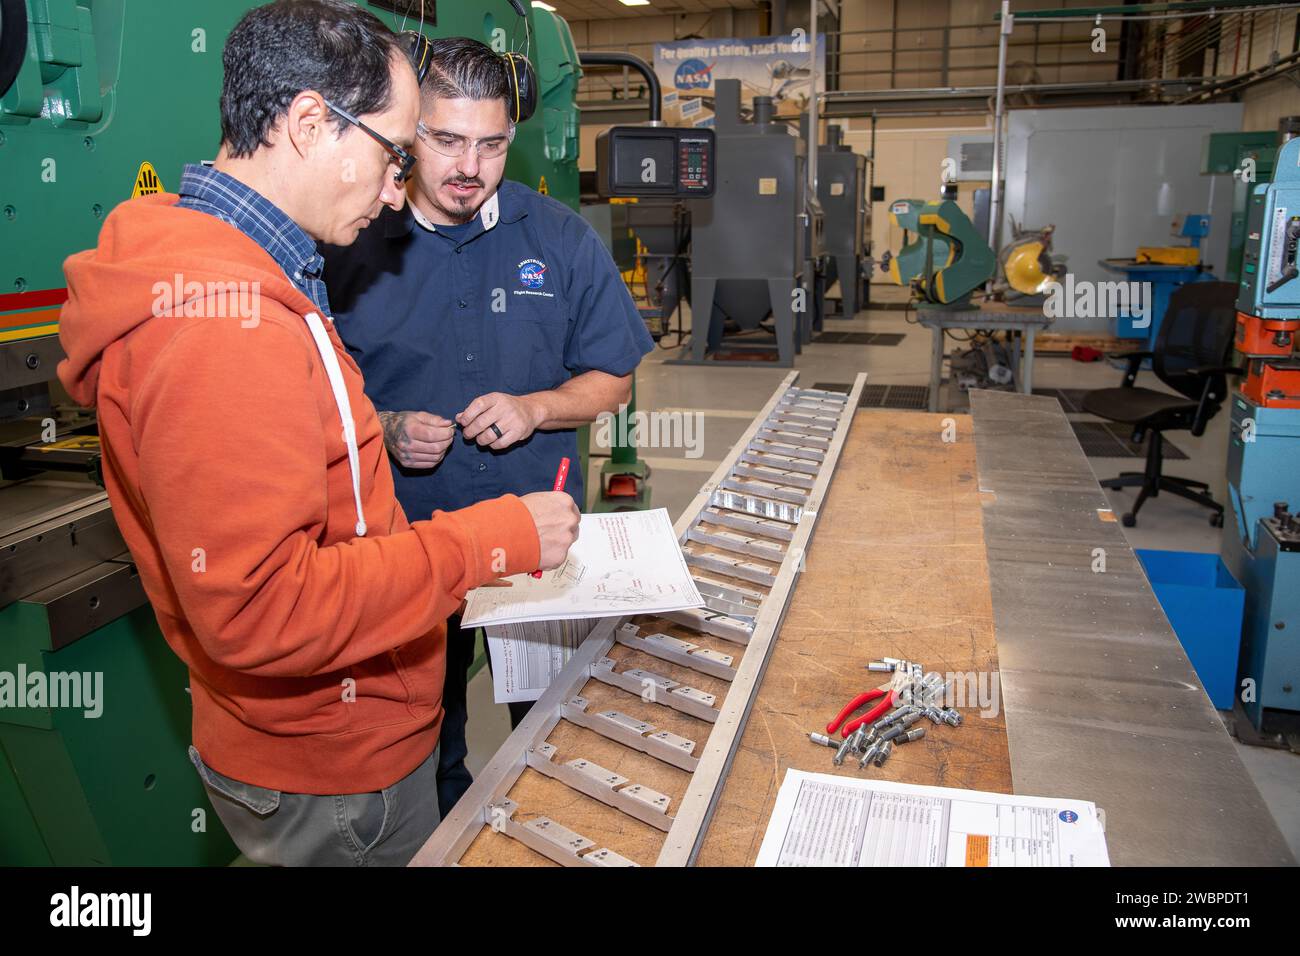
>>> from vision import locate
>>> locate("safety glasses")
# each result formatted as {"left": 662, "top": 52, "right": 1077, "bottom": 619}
{"left": 323, "top": 97, "right": 417, "bottom": 185}
{"left": 416, "top": 121, "right": 516, "bottom": 159}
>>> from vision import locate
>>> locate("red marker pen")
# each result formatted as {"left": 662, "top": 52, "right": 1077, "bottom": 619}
{"left": 531, "top": 457, "right": 571, "bottom": 578}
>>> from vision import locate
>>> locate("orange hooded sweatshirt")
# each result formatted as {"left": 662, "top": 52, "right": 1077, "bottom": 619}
{"left": 58, "top": 193, "right": 540, "bottom": 795}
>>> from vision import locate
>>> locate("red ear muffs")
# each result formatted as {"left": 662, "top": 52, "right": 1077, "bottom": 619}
{"left": 501, "top": 50, "right": 537, "bottom": 124}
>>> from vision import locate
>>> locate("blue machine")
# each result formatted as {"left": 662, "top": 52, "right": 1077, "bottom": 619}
{"left": 1103, "top": 214, "right": 1216, "bottom": 348}
{"left": 1222, "top": 397, "right": 1300, "bottom": 730}
{"left": 1180, "top": 213, "right": 1214, "bottom": 248}
{"left": 1220, "top": 137, "right": 1300, "bottom": 732}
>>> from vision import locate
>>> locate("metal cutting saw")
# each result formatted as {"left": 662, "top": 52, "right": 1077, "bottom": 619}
{"left": 879, "top": 198, "right": 995, "bottom": 309}
{"left": 994, "top": 221, "right": 1066, "bottom": 303}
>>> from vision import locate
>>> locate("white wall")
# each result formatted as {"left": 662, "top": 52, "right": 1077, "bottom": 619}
{"left": 836, "top": 115, "right": 993, "bottom": 255}
{"left": 1003, "top": 103, "right": 1244, "bottom": 330}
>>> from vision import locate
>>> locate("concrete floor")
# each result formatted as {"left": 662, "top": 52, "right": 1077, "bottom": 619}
{"left": 463, "top": 294, "right": 1300, "bottom": 862}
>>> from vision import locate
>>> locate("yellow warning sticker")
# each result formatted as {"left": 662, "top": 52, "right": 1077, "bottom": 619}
{"left": 131, "top": 161, "right": 164, "bottom": 198}
{"left": 537, "top": 175, "right": 548, "bottom": 196}
{"left": 34, "top": 435, "right": 100, "bottom": 452}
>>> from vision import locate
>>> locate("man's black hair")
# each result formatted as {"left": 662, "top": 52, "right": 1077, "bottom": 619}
{"left": 219, "top": 0, "right": 410, "bottom": 158}
{"left": 421, "top": 36, "right": 512, "bottom": 109}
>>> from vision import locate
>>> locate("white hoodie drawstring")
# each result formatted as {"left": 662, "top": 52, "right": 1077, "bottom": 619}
{"left": 302, "top": 312, "right": 367, "bottom": 538}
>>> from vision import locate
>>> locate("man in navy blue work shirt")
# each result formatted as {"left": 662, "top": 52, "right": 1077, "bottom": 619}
{"left": 324, "top": 37, "right": 653, "bottom": 816}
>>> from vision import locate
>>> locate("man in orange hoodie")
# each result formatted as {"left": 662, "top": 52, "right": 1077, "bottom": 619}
{"left": 56, "top": 0, "right": 578, "bottom": 866}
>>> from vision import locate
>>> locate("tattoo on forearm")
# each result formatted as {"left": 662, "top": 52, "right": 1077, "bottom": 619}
{"left": 377, "top": 411, "right": 410, "bottom": 454}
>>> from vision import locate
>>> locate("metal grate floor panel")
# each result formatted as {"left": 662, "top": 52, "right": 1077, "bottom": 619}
{"left": 814, "top": 381, "right": 932, "bottom": 411}
{"left": 1070, "top": 421, "right": 1188, "bottom": 460}
{"left": 1032, "top": 387, "right": 1092, "bottom": 414}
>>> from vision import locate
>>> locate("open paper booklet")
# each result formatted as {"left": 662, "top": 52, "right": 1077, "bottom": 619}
{"left": 462, "top": 508, "right": 704, "bottom": 628}
{"left": 464, "top": 509, "right": 706, "bottom": 703}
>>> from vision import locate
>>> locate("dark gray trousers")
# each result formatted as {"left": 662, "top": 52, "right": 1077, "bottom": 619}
{"left": 190, "top": 744, "right": 441, "bottom": 867}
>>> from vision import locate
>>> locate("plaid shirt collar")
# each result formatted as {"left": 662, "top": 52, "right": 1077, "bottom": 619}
{"left": 176, "top": 164, "right": 330, "bottom": 315}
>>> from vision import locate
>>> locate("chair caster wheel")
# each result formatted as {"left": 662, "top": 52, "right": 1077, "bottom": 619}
{"left": 1122, "top": 512, "right": 1136, "bottom": 527}
{"left": 1210, "top": 512, "right": 1224, "bottom": 528}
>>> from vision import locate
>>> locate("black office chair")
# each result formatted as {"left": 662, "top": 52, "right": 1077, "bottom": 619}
{"left": 1082, "top": 281, "right": 1242, "bottom": 528}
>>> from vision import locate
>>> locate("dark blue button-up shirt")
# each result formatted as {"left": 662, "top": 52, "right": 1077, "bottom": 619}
{"left": 323, "top": 180, "right": 652, "bottom": 518}
{"left": 175, "top": 164, "right": 330, "bottom": 314}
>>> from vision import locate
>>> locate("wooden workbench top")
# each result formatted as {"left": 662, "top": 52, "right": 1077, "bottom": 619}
{"left": 456, "top": 408, "right": 1011, "bottom": 866}
{"left": 694, "top": 408, "right": 1011, "bottom": 865}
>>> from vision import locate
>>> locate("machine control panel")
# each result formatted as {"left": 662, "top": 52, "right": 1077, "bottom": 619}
{"left": 595, "top": 126, "right": 716, "bottom": 199}
{"left": 1265, "top": 502, "right": 1300, "bottom": 552}
{"left": 1237, "top": 137, "right": 1300, "bottom": 319}
{"left": 1241, "top": 205, "right": 1300, "bottom": 303}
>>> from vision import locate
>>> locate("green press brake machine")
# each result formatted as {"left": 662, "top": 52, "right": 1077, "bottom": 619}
{"left": 0, "top": 0, "right": 581, "bottom": 865}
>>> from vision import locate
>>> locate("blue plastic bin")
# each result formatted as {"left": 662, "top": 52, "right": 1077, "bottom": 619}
{"left": 1136, "top": 549, "right": 1244, "bottom": 710}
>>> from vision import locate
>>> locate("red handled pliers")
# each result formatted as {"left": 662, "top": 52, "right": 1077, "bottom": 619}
{"left": 827, "top": 686, "right": 900, "bottom": 738}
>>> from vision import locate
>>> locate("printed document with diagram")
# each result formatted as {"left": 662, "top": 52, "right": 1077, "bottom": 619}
{"left": 484, "top": 618, "right": 599, "bottom": 704}
{"left": 756, "top": 770, "right": 1109, "bottom": 867}
{"left": 462, "top": 508, "right": 704, "bottom": 628}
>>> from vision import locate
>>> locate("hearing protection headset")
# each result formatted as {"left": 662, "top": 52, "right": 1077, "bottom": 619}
{"left": 499, "top": 48, "right": 537, "bottom": 126}
{"left": 401, "top": 0, "right": 537, "bottom": 125}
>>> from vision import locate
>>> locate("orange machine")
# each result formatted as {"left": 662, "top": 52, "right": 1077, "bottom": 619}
{"left": 1235, "top": 310, "right": 1300, "bottom": 407}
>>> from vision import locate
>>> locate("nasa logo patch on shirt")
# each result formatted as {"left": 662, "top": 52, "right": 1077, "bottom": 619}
{"left": 518, "top": 258, "right": 546, "bottom": 289}
{"left": 515, "top": 258, "right": 554, "bottom": 298}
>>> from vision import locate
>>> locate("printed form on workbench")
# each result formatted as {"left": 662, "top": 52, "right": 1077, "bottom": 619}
{"left": 757, "top": 771, "right": 1110, "bottom": 867}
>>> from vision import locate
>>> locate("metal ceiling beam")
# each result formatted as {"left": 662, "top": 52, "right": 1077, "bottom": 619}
{"left": 1173, "top": 48, "right": 1300, "bottom": 103}
{"left": 997, "top": 0, "right": 1286, "bottom": 20}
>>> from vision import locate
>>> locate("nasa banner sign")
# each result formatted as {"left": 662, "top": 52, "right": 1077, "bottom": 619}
{"left": 653, "top": 33, "right": 827, "bottom": 130}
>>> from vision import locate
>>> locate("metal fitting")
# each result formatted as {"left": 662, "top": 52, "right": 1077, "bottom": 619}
{"left": 833, "top": 735, "right": 854, "bottom": 765}
{"left": 921, "top": 672, "right": 949, "bottom": 696}
{"left": 922, "top": 680, "right": 952, "bottom": 710}
{"left": 878, "top": 712, "right": 909, "bottom": 733}
{"left": 848, "top": 725, "right": 869, "bottom": 754}
{"left": 876, "top": 705, "right": 916, "bottom": 730}
{"left": 875, "top": 711, "right": 903, "bottom": 730}
{"left": 895, "top": 727, "right": 927, "bottom": 746}
{"left": 872, "top": 739, "right": 894, "bottom": 767}
{"left": 871, "top": 703, "right": 910, "bottom": 731}
{"left": 859, "top": 741, "right": 883, "bottom": 769}
{"left": 923, "top": 706, "right": 945, "bottom": 725}
{"left": 942, "top": 708, "right": 963, "bottom": 727}
{"left": 879, "top": 724, "right": 907, "bottom": 744}
{"left": 867, "top": 661, "right": 894, "bottom": 672}
{"left": 809, "top": 732, "right": 838, "bottom": 748}
{"left": 897, "top": 711, "right": 923, "bottom": 731}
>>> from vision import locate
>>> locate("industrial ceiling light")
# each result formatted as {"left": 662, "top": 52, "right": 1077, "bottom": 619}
{"left": 531, "top": 1, "right": 555, "bottom": 9}
{"left": 619, "top": 1, "right": 652, "bottom": 6}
